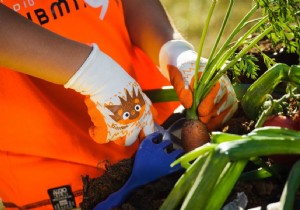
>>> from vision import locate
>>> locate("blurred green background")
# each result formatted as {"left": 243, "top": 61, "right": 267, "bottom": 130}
{"left": 160, "top": 0, "right": 259, "bottom": 57}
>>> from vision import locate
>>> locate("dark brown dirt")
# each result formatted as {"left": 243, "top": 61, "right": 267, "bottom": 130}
{"left": 80, "top": 37, "right": 299, "bottom": 210}
{"left": 80, "top": 159, "right": 133, "bottom": 210}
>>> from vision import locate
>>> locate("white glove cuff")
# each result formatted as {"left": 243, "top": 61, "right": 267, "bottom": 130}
{"left": 159, "top": 40, "right": 195, "bottom": 79}
{"left": 64, "top": 44, "right": 98, "bottom": 92}
{"left": 64, "top": 43, "right": 134, "bottom": 98}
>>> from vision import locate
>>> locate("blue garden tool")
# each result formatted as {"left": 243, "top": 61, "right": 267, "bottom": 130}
{"left": 93, "top": 131, "right": 184, "bottom": 210}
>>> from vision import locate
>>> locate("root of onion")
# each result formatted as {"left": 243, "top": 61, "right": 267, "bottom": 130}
{"left": 181, "top": 119, "right": 211, "bottom": 152}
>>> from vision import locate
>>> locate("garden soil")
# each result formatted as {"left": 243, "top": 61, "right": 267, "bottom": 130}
{"left": 80, "top": 37, "right": 300, "bottom": 210}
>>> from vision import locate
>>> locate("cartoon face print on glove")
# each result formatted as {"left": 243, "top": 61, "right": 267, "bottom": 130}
{"left": 86, "top": 82, "right": 155, "bottom": 146}
{"left": 105, "top": 88, "right": 146, "bottom": 125}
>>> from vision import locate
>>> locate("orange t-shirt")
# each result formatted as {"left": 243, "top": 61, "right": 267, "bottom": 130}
{"left": 0, "top": 0, "right": 179, "bottom": 209}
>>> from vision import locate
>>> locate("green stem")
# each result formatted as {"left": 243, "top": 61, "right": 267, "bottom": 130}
{"left": 193, "top": 0, "right": 217, "bottom": 89}
{"left": 250, "top": 156, "right": 282, "bottom": 180}
{"left": 249, "top": 126, "right": 300, "bottom": 138}
{"left": 205, "top": 160, "right": 248, "bottom": 210}
{"left": 186, "top": 108, "right": 198, "bottom": 120}
{"left": 180, "top": 151, "right": 229, "bottom": 210}
{"left": 203, "top": 4, "right": 259, "bottom": 84}
{"left": 241, "top": 63, "right": 291, "bottom": 120}
{"left": 159, "top": 154, "right": 208, "bottom": 210}
{"left": 196, "top": 0, "right": 234, "bottom": 110}
{"left": 207, "top": 0, "right": 234, "bottom": 64}
{"left": 219, "top": 139, "right": 300, "bottom": 161}
{"left": 211, "top": 132, "right": 243, "bottom": 144}
{"left": 188, "top": 0, "right": 217, "bottom": 120}
{"left": 211, "top": 4, "right": 260, "bottom": 66}
{"left": 171, "top": 143, "right": 216, "bottom": 169}
{"left": 254, "top": 95, "right": 275, "bottom": 128}
{"left": 255, "top": 87, "right": 300, "bottom": 128}
{"left": 239, "top": 167, "right": 273, "bottom": 181}
{"left": 195, "top": 6, "right": 264, "bottom": 105}
{"left": 204, "top": 22, "right": 272, "bottom": 98}
{"left": 143, "top": 88, "right": 179, "bottom": 102}
{"left": 222, "top": 24, "right": 272, "bottom": 72}
{"left": 281, "top": 160, "right": 300, "bottom": 210}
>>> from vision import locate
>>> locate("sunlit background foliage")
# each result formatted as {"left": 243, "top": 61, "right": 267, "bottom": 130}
{"left": 161, "top": 0, "right": 260, "bottom": 57}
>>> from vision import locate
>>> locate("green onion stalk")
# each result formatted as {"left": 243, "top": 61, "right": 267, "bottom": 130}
{"left": 187, "top": 1, "right": 270, "bottom": 119}
{"left": 160, "top": 1, "right": 300, "bottom": 209}
{"left": 280, "top": 159, "right": 300, "bottom": 210}
{"left": 161, "top": 127, "right": 300, "bottom": 209}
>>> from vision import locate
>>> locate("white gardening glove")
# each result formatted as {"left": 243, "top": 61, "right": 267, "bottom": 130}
{"left": 159, "top": 40, "right": 238, "bottom": 131}
{"left": 65, "top": 44, "right": 156, "bottom": 146}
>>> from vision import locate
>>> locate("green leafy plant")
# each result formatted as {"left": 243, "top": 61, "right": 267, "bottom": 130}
{"left": 241, "top": 63, "right": 300, "bottom": 124}
{"left": 159, "top": 0, "right": 300, "bottom": 209}
{"left": 160, "top": 127, "right": 300, "bottom": 210}
{"left": 189, "top": 0, "right": 299, "bottom": 120}
{"left": 156, "top": 0, "right": 300, "bottom": 152}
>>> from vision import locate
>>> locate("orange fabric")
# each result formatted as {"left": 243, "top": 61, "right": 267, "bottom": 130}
{"left": 0, "top": 0, "right": 180, "bottom": 208}
{"left": 0, "top": 70, "right": 140, "bottom": 208}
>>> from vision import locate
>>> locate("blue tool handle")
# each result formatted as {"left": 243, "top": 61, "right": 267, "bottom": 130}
{"left": 93, "top": 177, "right": 137, "bottom": 210}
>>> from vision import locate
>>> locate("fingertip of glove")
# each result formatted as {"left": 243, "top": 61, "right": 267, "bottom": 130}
{"left": 176, "top": 88, "right": 193, "bottom": 109}
{"left": 181, "top": 99, "right": 192, "bottom": 109}
{"left": 89, "top": 126, "right": 109, "bottom": 144}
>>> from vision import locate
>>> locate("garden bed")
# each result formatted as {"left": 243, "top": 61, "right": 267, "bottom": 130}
{"left": 80, "top": 37, "right": 299, "bottom": 210}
